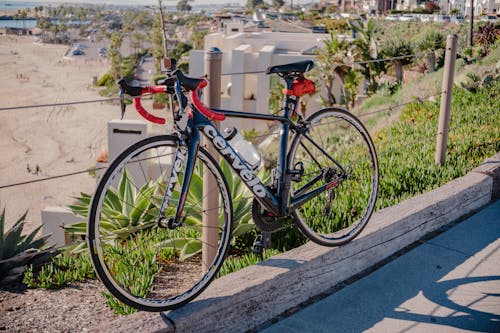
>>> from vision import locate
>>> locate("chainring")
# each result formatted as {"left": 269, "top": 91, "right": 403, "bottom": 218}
{"left": 251, "top": 198, "right": 286, "bottom": 232}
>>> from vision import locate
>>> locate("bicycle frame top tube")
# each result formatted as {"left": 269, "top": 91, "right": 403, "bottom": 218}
{"left": 174, "top": 74, "right": 307, "bottom": 217}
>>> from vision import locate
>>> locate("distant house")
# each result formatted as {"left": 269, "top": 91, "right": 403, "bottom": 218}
{"left": 4, "top": 27, "right": 33, "bottom": 36}
{"left": 463, "top": 0, "right": 499, "bottom": 16}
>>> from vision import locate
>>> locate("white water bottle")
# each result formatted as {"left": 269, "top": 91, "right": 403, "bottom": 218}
{"left": 224, "top": 127, "right": 262, "bottom": 170}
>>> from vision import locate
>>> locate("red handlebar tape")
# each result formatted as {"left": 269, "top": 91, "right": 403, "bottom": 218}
{"left": 132, "top": 80, "right": 226, "bottom": 124}
{"left": 132, "top": 86, "right": 166, "bottom": 124}
{"left": 190, "top": 80, "right": 226, "bottom": 121}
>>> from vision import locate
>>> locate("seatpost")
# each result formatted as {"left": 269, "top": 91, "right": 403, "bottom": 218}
{"left": 276, "top": 75, "right": 296, "bottom": 213}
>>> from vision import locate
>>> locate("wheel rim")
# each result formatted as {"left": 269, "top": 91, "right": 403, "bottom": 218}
{"left": 88, "top": 138, "right": 232, "bottom": 310}
{"left": 290, "top": 109, "right": 378, "bottom": 245}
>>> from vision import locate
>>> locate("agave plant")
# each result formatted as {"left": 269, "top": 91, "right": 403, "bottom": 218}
{"left": 0, "top": 206, "right": 57, "bottom": 284}
{"left": 65, "top": 160, "right": 259, "bottom": 260}
{"left": 65, "top": 169, "right": 160, "bottom": 252}
{"left": 159, "top": 159, "right": 257, "bottom": 260}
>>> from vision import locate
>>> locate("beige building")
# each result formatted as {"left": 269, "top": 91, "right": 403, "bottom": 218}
{"left": 188, "top": 27, "right": 346, "bottom": 132}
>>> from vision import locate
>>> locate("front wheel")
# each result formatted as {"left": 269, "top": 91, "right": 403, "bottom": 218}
{"left": 288, "top": 108, "right": 378, "bottom": 246}
{"left": 87, "top": 135, "right": 233, "bottom": 312}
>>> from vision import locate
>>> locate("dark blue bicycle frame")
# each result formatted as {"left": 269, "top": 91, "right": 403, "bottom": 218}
{"left": 167, "top": 75, "right": 344, "bottom": 225}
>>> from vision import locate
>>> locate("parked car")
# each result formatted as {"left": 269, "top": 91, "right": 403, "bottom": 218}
{"left": 400, "top": 14, "right": 418, "bottom": 22}
{"left": 434, "top": 15, "right": 451, "bottom": 23}
{"left": 418, "top": 14, "right": 432, "bottom": 22}
{"left": 480, "top": 15, "right": 498, "bottom": 23}
{"left": 312, "top": 26, "right": 327, "bottom": 33}
{"left": 451, "top": 15, "right": 465, "bottom": 24}
{"left": 385, "top": 14, "right": 401, "bottom": 21}
{"left": 72, "top": 49, "right": 84, "bottom": 56}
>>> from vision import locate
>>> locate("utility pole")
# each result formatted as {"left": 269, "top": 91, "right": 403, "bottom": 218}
{"left": 157, "top": 0, "right": 175, "bottom": 114}
{"left": 158, "top": 0, "right": 169, "bottom": 67}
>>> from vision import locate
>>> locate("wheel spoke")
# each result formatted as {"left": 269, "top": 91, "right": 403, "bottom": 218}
{"left": 290, "top": 109, "right": 378, "bottom": 246}
{"left": 88, "top": 137, "right": 232, "bottom": 311}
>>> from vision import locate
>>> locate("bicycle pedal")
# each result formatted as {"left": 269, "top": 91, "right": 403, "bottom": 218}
{"left": 290, "top": 162, "right": 304, "bottom": 182}
{"left": 252, "top": 235, "right": 264, "bottom": 255}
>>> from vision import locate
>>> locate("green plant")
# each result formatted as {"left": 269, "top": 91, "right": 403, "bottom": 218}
{"left": 242, "top": 128, "right": 260, "bottom": 141}
{"left": 374, "top": 81, "right": 499, "bottom": 209}
{"left": 159, "top": 159, "right": 257, "bottom": 259}
{"left": 269, "top": 75, "right": 284, "bottom": 114}
{"left": 22, "top": 252, "right": 96, "bottom": 288}
{"left": 418, "top": 30, "right": 445, "bottom": 72}
{"left": 0, "top": 206, "right": 57, "bottom": 284}
{"left": 315, "top": 33, "right": 357, "bottom": 108}
{"left": 475, "top": 22, "right": 499, "bottom": 57}
{"left": 380, "top": 38, "right": 415, "bottom": 83}
{"left": 218, "top": 248, "right": 280, "bottom": 276}
{"left": 96, "top": 73, "right": 114, "bottom": 87}
{"left": 460, "top": 72, "right": 482, "bottom": 93}
{"left": 65, "top": 169, "right": 160, "bottom": 252}
{"left": 350, "top": 19, "right": 386, "bottom": 94}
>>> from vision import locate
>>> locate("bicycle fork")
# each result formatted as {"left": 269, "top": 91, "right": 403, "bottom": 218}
{"left": 157, "top": 137, "right": 199, "bottom": 229}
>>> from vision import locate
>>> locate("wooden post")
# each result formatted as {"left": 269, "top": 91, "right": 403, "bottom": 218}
{"left": 202, "top": 47, "right": 222, "bottom": 273}
{"left": 435, "top": 35, "right": 458, "bottom": 166}
{"left": 467, "top": 0, "right": 474, "bottom": 48}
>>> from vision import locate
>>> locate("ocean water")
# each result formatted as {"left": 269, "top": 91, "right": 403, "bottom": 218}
{"left": 0, "top": 1, "right": 38, "bottom": 10}
{"left": 0, "top": 19, "right": 37, "bottom": 28}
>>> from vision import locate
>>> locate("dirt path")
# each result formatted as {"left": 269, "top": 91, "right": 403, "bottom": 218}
{"left": 0, "top": 281, "right": 119, "bottom": 332}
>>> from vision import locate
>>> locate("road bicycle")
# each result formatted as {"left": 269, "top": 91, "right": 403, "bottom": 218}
{"left": 87, "top": 59, "right": 379, "bottom": 312}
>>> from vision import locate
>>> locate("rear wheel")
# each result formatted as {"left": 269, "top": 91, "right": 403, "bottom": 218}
{"left": 288, "top": 108, "right": 378, "bottom": 246}
{"left": 87, "top": 135, "right": 233, "bottom": 311}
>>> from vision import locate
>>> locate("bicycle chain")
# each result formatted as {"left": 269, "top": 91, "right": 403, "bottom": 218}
{"left": 251, "top": 198, "right": 287, "bottom": 232}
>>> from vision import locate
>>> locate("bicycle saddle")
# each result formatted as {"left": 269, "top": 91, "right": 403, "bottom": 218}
{"left": 266, "top": 60, "right": 314, "bottom": 75}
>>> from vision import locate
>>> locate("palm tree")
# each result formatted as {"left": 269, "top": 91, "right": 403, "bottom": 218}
{"left": 316, "top": 33, "right": 357, "bottom": 108}
{"left": 344, "top": 69, "right": 361, "bottom": 108}
{"left": 150, "top": 15, "right": 164, "bottom": 72}
{"left": 130, "top": 32, "right": 144, "bottom": 54}
{"left": 418, "top": 30, "right": 444, "bottom": 73}
{"left": 107, "top": 31, "right": 124, "bottom": 79}
{"left": 350, "top": 19, "right": 386, "bottom": 94}
{"left": 380, "top": 39, "right": 414, "bottom": 83}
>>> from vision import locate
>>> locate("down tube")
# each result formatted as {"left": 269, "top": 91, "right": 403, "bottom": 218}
{"left": 200, "top": 123, "right": 280, "bottom": 216}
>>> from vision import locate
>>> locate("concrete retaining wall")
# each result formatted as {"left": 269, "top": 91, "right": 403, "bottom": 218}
{"left": 95, "top": 152, "right": 500, "bottom": 333}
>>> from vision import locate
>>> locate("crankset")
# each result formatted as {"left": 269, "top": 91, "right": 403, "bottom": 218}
{"left": 251, "top": 198, "right": 286, "bottom": 233}
{"left": 251, "top": 198, "right": 289, "bottom": 255}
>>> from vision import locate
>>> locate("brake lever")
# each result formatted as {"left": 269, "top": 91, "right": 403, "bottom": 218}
{"left": 119, "top": 90, "right": 126, "bottom": 120}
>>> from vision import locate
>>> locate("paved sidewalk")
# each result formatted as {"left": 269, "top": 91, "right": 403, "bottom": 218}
{"left": 262, "top": 200, "right": 500, "bottom": 333}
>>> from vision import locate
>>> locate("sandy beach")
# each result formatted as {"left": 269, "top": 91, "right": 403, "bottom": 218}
{"left": 0, "top": 35, "right": 121, "bottom": 234}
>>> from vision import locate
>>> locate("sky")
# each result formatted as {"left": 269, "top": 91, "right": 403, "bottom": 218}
{"left": 0, "top": 0, "right": 249, "bottom": 7}
{"left": 1, "top": 0, "right": 312, "bottom": 11}
{"left": 0, "top": 0, "right": 310, "bottom": 6}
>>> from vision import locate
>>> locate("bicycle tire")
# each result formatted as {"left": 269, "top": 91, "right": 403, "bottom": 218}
{"left": 288, "top": 108, "right": 378, "bottom": 246}
{"left": 87, "top": 135, "right": 233, "bottom": 312}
